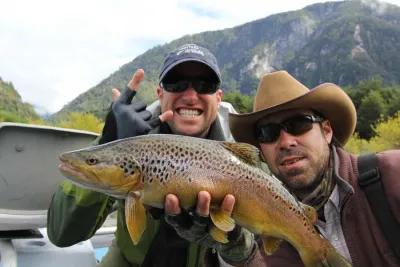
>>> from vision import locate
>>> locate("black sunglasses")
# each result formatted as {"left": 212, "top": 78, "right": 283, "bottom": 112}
{"left": 256, "top": 114, "right": 324, "bottom": 143}
{"left": 160, "top": 79, "right": 219, "bottom": 94}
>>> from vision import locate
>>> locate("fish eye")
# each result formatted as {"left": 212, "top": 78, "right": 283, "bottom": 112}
{"left": 86, "top": 157, "right": 99, "bottom": 165}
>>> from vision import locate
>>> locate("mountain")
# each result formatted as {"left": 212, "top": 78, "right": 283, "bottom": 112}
{"left": 0, "top": 77, "right": 39, "bottom": 121}
{"left": 54, "top": 0, "right": 400, "bottom": 119}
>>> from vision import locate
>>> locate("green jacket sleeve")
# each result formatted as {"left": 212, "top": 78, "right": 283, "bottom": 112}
{"left": 47, "top": 180, "right": 115, "bottom": 247}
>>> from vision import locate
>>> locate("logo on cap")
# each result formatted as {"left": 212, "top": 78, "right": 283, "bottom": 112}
{"left": 175, "top": 44, "right": 205, "bottom": 57}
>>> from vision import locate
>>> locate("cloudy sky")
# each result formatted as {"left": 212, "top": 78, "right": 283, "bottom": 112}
{"left": 1, "top": 0, "right": 399, "bottom": 114}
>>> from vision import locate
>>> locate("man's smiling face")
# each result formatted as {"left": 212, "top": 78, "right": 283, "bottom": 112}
{"left": 157, "top": 61, "right": 222, "bottom": 138}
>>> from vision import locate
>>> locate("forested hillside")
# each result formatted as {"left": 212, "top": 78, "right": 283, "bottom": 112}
{"left": 53, "top": 0, "right": 400, "bottom": 120}
{"left": 0, "top": 78, "right": 39, "bottom": 122}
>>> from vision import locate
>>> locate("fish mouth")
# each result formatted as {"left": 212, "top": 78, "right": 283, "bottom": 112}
{"left": 59, "top": 161, "right": 87, "bottom": 181}
{"left": 58, "top": 161, "right": 127, "bottom": 199}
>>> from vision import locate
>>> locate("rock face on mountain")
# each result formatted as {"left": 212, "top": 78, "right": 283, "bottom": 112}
{"left": 54, "top": 0, "right": 400, "bottom": 118}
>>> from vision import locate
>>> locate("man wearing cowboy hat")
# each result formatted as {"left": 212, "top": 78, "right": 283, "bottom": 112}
{"left": 229, "top": 71, "right": 400, "bottom": 267}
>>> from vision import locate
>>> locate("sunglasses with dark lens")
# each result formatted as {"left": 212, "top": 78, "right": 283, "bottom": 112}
{"left": 256, "top": 114, "right": 324, "bottom": 143}
{"left": 160, "top": 80, "right": 219, "bottom": 94}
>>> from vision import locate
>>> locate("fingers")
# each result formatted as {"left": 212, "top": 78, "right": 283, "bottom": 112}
{"left": 221, "top": 194, "right": 235, "bottom": 215}
{"left": 127, "top": 69, "right": 145, "bottom": 91}
{"left": 159, "top": 110, "right": 174, "bottom": 122}
{"left": 196, "top": 191, "right": 211, "bottom": 217}
{"left": 165, "top": 194, "right": 181, "bottom": 215}
{"left": 164, "top": 193, "right": 211, "bottom": 243}
{"left": 116, "top": 69, "right": 144, "bottom": 104}
{"left": 147, "top": 110, "right": 174, "bottom": 128}
{"left": 165, "top": 192, "right": 235, "bottom": 218}
{"left": 118, "top": 85, "right": 137, "bottom": 104}
{"left": 111, "top": 88, "right": 120, "bottom": 102}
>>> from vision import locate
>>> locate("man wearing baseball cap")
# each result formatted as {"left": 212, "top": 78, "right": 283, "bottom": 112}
{"left": 48, "top": 44, "right": 261, "bottom": 266}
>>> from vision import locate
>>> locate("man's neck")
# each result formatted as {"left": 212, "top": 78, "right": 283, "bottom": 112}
{"left": 297, "top": 151, "right": 335, "bottom": 211}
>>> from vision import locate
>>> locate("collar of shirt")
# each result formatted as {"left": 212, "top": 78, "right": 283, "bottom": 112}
{"left": 315, "top": 146, "right": 354, "bottom": 263}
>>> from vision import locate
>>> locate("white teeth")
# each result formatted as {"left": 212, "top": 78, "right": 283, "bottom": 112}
{"left": 178, "top": 108, "right": 201, "bottom": 117}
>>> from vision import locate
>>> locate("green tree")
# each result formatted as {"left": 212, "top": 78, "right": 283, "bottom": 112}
{"left": 346, "top": 77, "right": 383, "bottom": 110}
{"left": 57, "top": 112, "right": 103, "bottom": 133}
{"left": 368, "top": 112, "right": 400, "bottom": 151}
{"left": 356, "top": 90, "right": 387, "bottom": 139}
{"left": 345, "top": 112, "right": 400, "bottom": 153}
{"left": 383, "top": 86, "right": 400, "bottom": 117}
{"left": 28, "top": 117, "right": 49, "bottom": 126}
{"left": 0, "top": 110, "right": 27, "bottom": 123}
{"left": 223, "top": 90, "right": 253, "bottom": 113}
{"left": 344, "top": 133, "right": 371, "bottom": 154}
{"left": 0, "top": 79, "right": 40, "bottom": 120}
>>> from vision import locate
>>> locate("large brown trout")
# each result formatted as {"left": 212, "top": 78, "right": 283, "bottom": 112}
{"left": 58, "top": 134, "right": 351, "bottom": 267}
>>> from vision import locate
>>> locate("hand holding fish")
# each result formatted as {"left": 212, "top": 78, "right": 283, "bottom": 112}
{"left": 164, "top": 191, "right": 257, "bottom": 263}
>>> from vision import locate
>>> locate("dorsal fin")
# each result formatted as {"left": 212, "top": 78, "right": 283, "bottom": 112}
{"left": 221, "top": 141, "right": 261, "bottom": 167}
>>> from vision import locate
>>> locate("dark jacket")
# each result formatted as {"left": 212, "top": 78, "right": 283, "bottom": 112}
{"left": 262, "top": 148, "right": 400, "bottom": 267}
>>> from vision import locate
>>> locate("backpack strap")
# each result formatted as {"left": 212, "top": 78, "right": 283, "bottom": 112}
{"left": 358, "top": 153, "right": 400, "bottom": 258}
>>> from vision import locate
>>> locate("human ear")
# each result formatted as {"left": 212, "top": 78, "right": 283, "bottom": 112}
{"left": 156, "top": 86, "right": 163, "bottom": 99}
{"left": 215, "top": 89, "right": 223, "bottom": 104}
{"left": 321, "top": 120, "right": 333, "bottom": 144}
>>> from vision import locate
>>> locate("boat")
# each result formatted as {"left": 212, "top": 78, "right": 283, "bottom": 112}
{"left": 0, "top": 122, "right": 115, "bottom": 267}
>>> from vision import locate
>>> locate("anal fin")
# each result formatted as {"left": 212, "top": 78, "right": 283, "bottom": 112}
{"left": 210, "top": 209, "right": 235, "bottom": 232}
{"left": 209, "top": 225, "right": 229, "bottom": 244}
{"left": 262, "top": 236, "right": 283, "bottom": 255}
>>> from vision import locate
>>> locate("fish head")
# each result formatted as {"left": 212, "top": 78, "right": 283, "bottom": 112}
{"left": 58, "top": 142, "right": 143, "bottom": 198}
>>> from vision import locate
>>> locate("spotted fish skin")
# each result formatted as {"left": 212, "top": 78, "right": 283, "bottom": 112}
{"left": 58, "top": 134, "right": 351, "bottom": 267}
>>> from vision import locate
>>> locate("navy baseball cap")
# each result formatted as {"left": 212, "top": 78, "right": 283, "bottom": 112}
{"left": 159, "top": 44, "right": 221, "bottom": 83}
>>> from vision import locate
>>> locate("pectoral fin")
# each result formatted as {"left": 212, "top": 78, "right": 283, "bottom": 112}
{"left": 125, "top": 192, "right": 147, "bottom": 245}
{"left": 209, "top": 225, "right": 229, "bottom": 244}
{"left": 262, "top": 236, "right": 283, "bottom": 255}
{"left": 210, "top": 209, "right": 235, "bottom": 232}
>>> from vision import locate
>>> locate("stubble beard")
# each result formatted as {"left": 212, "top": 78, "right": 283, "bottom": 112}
{"left": 276, "top": 146, "right": 330, "bottom": 196}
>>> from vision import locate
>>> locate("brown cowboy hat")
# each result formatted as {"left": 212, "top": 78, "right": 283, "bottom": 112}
{"left": 229, "top": 71, "right": 356, "bottom": 146}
